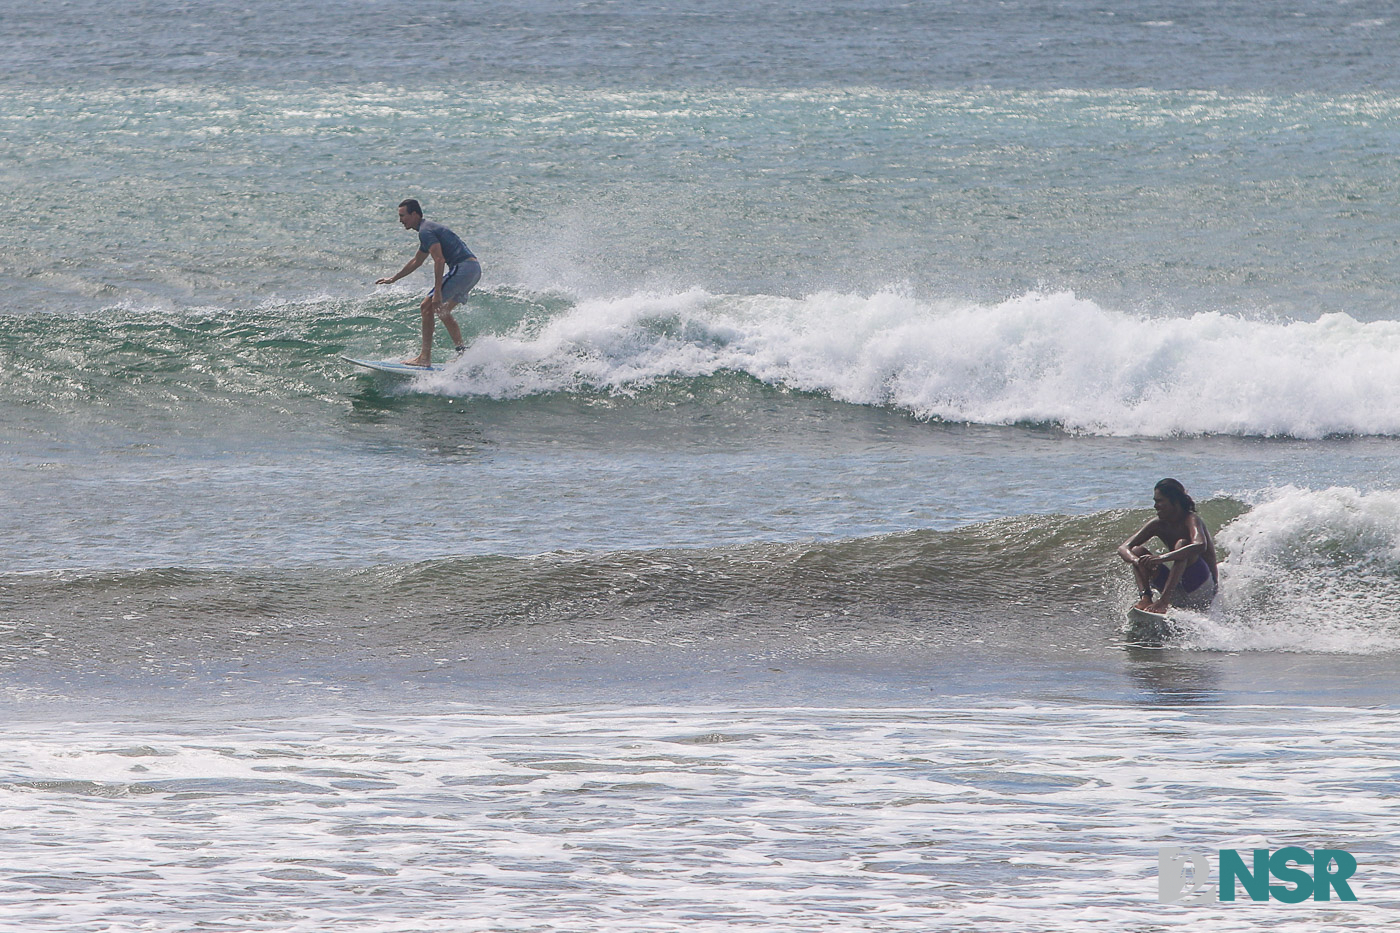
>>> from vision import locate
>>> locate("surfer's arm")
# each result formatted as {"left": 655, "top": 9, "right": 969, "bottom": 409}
{"left": 1152, "top": 517, "right": 1208, "bottom": 565}
{"left": 1118, "top": 521, "right": 1160, "bottom": 566}
{"left": 376, "top": 250, "right": 428, "bottom": 285}
{"left": 428, "top": 243, "right": 446, "bottom": 306}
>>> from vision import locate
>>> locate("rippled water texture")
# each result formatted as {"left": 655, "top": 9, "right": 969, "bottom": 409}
{"left": 4, "top": 3, "right": 1400, "bottom": 930}
{"left": 5, "top": 85, "right": 1400, "bottom": 318}
{"left": 3, "top": 705, "right": 1398, "bottom": 932}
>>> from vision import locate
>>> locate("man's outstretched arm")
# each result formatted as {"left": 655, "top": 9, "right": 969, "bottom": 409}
{"left": 377, "top": 250, "right": 428, "bottom": 285}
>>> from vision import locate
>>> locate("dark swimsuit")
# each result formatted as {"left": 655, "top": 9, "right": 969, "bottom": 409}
{"left": 1151, "top": 558, "right": 1215, "bottom": 594}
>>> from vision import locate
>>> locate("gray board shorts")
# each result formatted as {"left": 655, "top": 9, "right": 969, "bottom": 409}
{"left": 429, "top": 259, "right": 481, "bottom": 304}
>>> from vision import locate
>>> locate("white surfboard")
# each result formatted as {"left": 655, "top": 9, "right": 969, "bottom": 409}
{"left": 342, "top": 356, "right": 443, "bottom": 375}
{"left": 1126, "top": 606, "right": 1173, "bottom": 639}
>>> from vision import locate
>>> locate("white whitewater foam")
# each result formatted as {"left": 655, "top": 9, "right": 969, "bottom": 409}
{"left": 1172, "top": 487, "right": 1400, "bottom": 653}
{"left": 1, "top": 704, "right": 1396, "bottom": 932}
{"left": 423, "top": 289, "right": 1400, "bottom": 438}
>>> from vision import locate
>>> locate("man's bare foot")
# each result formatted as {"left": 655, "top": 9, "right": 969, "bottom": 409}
{"left": 400, "top": 355, "right": 432, "bottom": 367}
{"left": 1133, "top": 596, "right": 1154, "bottom": 611}
{"left": 1147, "top": 600, "right": 1171, "bottom": 614}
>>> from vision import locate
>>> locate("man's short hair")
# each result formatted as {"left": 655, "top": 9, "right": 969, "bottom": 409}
{"left": 399, "top": 198, "right": 423, "bottom": 216}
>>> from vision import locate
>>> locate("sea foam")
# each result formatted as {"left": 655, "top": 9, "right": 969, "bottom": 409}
{"left": 1176, "top": 486, "right": 1400, "bottom": 653}
{"left": 422, "top": 288, "right": 1400, "bottom": 439}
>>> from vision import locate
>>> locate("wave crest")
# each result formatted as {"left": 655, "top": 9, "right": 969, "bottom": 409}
{"left": 1173, "top": 487, "right": 1400, "bottom": 653}
{"left": 419, "top": 289, "right": 1400, "bottom": 438}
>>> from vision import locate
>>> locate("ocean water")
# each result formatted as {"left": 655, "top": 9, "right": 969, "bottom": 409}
{"left": 3, "top": 1, "right": 1400, "bottom": 930}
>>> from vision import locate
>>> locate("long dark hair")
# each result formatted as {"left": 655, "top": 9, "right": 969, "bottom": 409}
{"left": 1154, "top": 478, "right": 1196, "bottom": 513}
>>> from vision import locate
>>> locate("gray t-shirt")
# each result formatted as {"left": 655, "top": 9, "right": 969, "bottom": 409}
{"left": 417, "top": 219, "right": 475, "bottom": 266}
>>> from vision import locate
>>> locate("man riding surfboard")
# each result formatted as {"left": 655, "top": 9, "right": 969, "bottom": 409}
{"left": 376, "top": 199, "right": 481, "bottom": 367}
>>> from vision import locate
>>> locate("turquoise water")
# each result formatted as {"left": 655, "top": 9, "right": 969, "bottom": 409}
{"left": 6, "top": 85, "right": 1400, "bottom": 315}
{"left": 4, "top": 2, "right": 1400, "bottom": 930}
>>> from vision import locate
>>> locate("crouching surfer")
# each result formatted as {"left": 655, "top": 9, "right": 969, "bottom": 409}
{"left": 1118, "top": 478, "right": 1219, "bottom": 613}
